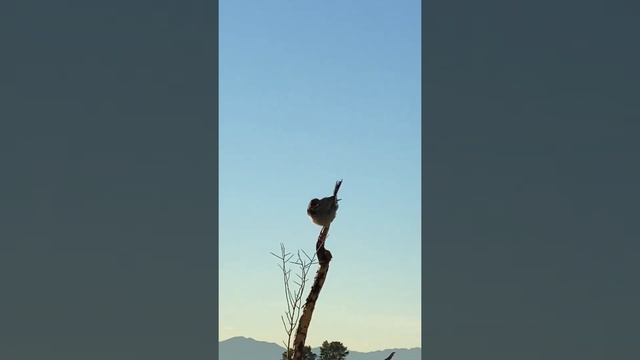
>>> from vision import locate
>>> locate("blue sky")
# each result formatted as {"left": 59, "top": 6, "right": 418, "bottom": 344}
{"left": 219, "top": 0, "right": 421, "bottom": 351}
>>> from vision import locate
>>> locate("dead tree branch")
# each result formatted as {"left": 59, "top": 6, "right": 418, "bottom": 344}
{"left": 271, "top": 244, "right": 317, "bottom": 360}
{"left": 291, "top": 221, "right": 335, "bottom": 359}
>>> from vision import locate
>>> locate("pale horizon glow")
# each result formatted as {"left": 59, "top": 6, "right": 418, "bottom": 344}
{"left": 220, "top": 0, "right": 421, "bottom": 352}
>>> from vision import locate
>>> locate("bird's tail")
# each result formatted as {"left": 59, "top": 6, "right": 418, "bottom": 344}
{"left": 333, "top": 179, "right": 343, "bottom": 198}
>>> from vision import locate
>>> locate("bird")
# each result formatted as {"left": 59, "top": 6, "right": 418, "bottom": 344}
{"left": 307, "top": 180, "right": 342, "bottom": 227}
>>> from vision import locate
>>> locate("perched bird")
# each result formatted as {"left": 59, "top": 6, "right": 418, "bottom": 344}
{"left": 307, "top": 180, "right": 342, "bottom": 227}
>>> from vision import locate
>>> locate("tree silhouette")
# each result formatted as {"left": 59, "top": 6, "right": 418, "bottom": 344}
{"left": 319, "top": 341, "right": 349, "bottom": 360}
{"left": 282, "top": 346, "right": 317, "bottom": 360}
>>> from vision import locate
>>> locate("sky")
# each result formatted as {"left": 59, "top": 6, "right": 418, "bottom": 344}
{"left": 219, "top": 0, "right": 421, "bottom": 352}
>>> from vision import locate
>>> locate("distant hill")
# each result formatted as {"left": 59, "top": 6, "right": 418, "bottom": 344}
{"left": 219, "top": 336, "right": 284, "bottom": 360}
{"left": 219, "top": 336, "right": 421, "bottom": 360}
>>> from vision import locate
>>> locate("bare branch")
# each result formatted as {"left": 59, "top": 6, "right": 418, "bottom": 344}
{"left": 291, "top": 225, "right": 333, "bottom": 360}
{"left": 273, "top": 242, "right": 320, "bottom": 359}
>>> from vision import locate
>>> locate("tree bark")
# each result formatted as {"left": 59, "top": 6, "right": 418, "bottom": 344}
{"left": 291, "top": 225, "right": 332, "bottom": 360}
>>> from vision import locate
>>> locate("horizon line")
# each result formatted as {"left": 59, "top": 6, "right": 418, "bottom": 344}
{"left": 218, "top": 335, "right": 422, "bottom": 352}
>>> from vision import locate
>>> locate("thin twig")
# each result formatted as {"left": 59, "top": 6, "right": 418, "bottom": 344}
{"left": 272, "top": 242, "right": 317, "bottom": 360}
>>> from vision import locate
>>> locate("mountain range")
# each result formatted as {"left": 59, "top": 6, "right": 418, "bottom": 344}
{"left": 219, "top": 336, "right": 421, "bottom": 360}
